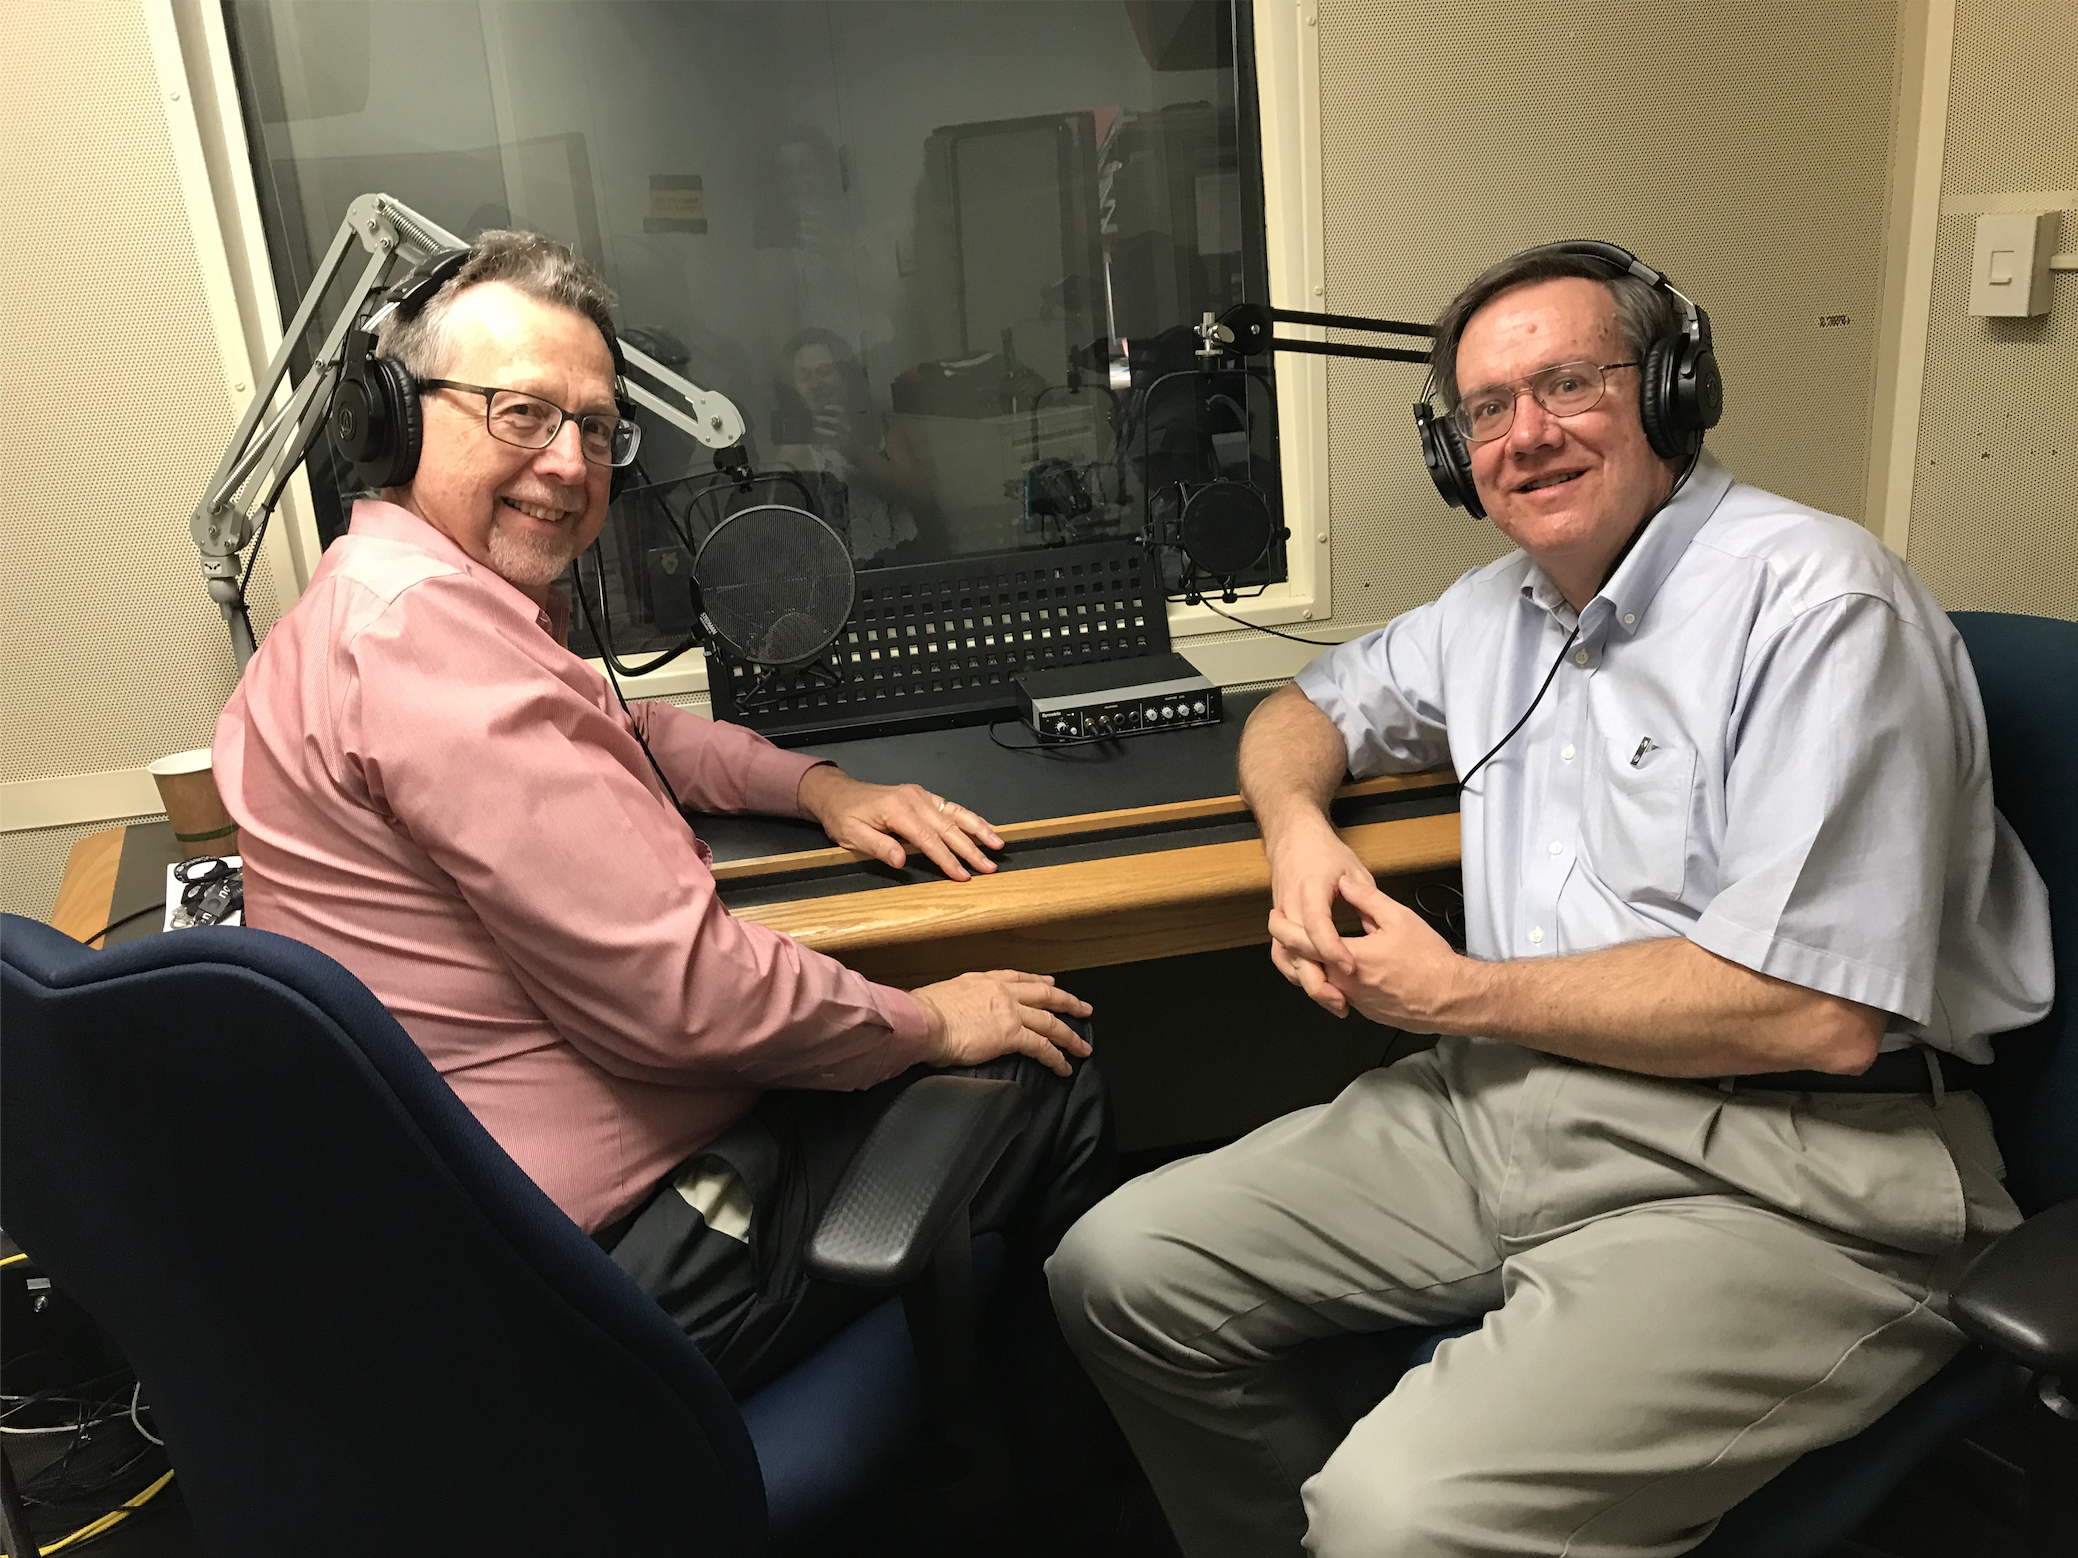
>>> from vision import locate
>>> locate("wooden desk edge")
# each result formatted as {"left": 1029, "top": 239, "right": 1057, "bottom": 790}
{"left": 710, "top": 768, "right": 1455, "bottom": 882}
{"left": 739, "top": 810, "right": 1462, "bottom": 981}
{"left": 48, "top": 828, "right": 125, "bottom": 946}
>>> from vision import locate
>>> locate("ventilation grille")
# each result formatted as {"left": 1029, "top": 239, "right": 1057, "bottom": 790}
{"left": 707, "top": 539, "right": 1171, "bottom": 743}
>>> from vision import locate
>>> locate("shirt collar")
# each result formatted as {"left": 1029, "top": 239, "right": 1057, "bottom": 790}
{"left": 1517, "top": 450, "right": 1734, "bottom": 636}
{"left": 346, "top": 498, "right": 570, "bottom": 642}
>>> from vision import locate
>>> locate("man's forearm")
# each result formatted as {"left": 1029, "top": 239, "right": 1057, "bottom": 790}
{"left": 1433, "top": 937, "right": 1885, "bottom": 1077}
{"left": 1238, "top": 684, "right": 1349, "bottom": 840}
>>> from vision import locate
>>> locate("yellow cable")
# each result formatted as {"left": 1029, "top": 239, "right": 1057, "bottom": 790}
{"left": 0, "top": 1254, "right": 26, "bottom": 1268}
{"left": 9, "top": 1469, "right": 175, "bottom": 1556}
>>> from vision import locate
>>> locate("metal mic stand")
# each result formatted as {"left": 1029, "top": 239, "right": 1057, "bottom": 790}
{"left": 189, "top": 192, "right": 752, "bottom": 672}
{"left": 1141, "top": 303, "right": 1434, "bottom": 607}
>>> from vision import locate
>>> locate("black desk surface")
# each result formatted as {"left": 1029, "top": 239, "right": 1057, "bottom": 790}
{"left": 690, "top": 687, "right": 1280, "bottom": 863}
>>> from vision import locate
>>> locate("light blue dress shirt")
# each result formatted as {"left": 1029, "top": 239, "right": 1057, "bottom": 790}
{"left": 1296, "top": 452, "right": 2053, "bottom": 1061}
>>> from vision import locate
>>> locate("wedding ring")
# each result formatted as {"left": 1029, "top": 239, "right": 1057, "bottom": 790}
{"left": 936, "top": 797, "right": 949, "bottom": 812}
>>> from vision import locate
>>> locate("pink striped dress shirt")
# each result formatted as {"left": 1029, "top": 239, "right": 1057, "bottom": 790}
{"left": 214, "top": 500, "right": 930, "bottom": 1232}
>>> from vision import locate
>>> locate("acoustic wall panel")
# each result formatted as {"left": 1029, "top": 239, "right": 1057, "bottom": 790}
{"left": 1904, "top": 0, "right": 2077, "bottom": 619}
{"left": 1300, "top": 0, "right": 1903, "bottom": 633}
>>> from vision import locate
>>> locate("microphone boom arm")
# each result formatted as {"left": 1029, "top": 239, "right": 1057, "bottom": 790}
{"left": 191, "top": 192, "right": 748, "bottom": 671}
{"left": 1194, "top": 302, "right": 1436, "bottom": 366}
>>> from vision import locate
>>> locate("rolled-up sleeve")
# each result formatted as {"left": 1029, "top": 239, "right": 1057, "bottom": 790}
{"left": 340, "top": 578, "right": 930, "bottom": 1089}
{"left": 1690, "top": 594, "right": 1958, "bottom": 1023}
{"left": 1294, "top": 600, "right": 1454, "bottom": 777}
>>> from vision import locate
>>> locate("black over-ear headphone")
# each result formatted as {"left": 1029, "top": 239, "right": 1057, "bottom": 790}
{"left": 1414, "top": 240, "right": 1723, "bottom": 520}
{"left": 329, "top": 247, "right": 639, "bottom": 500}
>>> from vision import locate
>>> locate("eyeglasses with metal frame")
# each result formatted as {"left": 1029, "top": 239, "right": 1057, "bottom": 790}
{"left": 1450, "top": 359, "right": 1640, "bottom": 444}
{"left": 417, "top": 378, "right": 642, "bottom": 468}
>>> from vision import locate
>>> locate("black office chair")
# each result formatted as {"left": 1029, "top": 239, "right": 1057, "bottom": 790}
{"left": 1375, "top": 611, "right": 2078, "bottom": 1555}
{"left": 0, "top": 913, "right": 1026, "bottom": 1556}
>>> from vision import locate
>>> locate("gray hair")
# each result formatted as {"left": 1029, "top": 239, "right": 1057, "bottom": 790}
{"left": 376, "top": 229, "right": 618, "bottom": 379}
{"left": 1430, "top": 247, "right": 1683, "bottom": 409}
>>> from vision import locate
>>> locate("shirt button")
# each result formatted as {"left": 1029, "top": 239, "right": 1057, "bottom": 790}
{"left": 1529, "top": 926, "right": 1546, "bottom": 944}
{"left": 1561, "top": 744, "right": 1576, "bottom": 762}
{"left": 1623, "top": 612, "right": 1637, "bottom": 626}
{"left": 1573, "top": 649, "right": 1589, "bottom": 666}
{"left": 1549, "top": 841, "right": 1564, "bottom": 855}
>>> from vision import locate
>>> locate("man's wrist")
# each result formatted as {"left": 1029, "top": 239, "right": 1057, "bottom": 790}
{"left": 1258, "top": 797, "right": 1339, "bottom": 859}
{"left": 794, "top": 760, "right": 843, "bottom": 821}
{"left": 910, "top": 985, "right": 948, "bottom": 1060}
{"left": 1432, "top": 955, "right": 1506, "bottom": 1038}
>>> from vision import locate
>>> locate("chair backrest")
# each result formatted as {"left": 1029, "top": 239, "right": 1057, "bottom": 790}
{"left": 1952, "top": 612, "right": 2078, "bottom": 1213}
{"left": 0, "top": 915, "right": 766, "bottom": 1556}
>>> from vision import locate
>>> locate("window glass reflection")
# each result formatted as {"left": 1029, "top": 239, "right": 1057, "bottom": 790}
{"left": 225, "top": 0, "right": 1279, "bottom": 656}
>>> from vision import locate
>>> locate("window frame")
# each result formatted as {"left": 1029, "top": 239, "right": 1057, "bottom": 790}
{"left": 194, "top": 0, "right": 1339, "bottom": 700}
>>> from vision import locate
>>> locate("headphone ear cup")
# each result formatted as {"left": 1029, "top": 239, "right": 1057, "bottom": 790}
{"left": 606, "top": 318, "right": 634, "bottom": 502}
{"left": 331, "top": 352, "right": 422, "bottom": 489}
{"left": 1686, "top": 342, "right": 1724, "bottom": 434}
{"left": 609, "top": 391, "right": 636, "bottom": 502}
{"left": 1639, "top": 334, "right": 1724, "bottom": 460}
{"left": 1416, "top": 403, "right": 1486, "bottom": 520}
{"left": 1638, "top": 335, "right": 1683, "bottom": 459}
{"left": 372, "top": 357, "right": 423, "bottom": 487}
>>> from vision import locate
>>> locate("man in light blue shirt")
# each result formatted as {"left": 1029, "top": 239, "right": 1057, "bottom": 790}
{"left": 1048, "top": 244, "right": 2052, "bottom": 1558}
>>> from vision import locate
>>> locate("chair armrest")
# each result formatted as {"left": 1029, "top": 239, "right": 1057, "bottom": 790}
{"left": 805, "top": 1076, "right": 1024, "bottom": 1289}
{"left": 1951, "top": 1196, "right": 2078, "bottom": 1378}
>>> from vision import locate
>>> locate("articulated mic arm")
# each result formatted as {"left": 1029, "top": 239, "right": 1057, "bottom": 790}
{"left": 1193, "top": 301, "right": 1436, "bottom": 366}
{"left": 192, "top": 191, "right": 747, "bottom": 671}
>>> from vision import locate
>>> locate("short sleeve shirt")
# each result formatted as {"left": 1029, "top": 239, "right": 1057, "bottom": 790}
{"left": 1295, "top": 453, "right": 2053, "bottom": 1061}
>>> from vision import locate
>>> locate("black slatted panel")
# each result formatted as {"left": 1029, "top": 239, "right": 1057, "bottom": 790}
{"left": 706, "top": 540, "right": 1170, "bottom": 744}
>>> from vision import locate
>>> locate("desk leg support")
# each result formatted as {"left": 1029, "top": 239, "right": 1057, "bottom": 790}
{"left": 0, "top": 1442, "right": 41, "bottom": 1558}
{"left": 901, "top": 1204, "right": 979, "bottom": 1468}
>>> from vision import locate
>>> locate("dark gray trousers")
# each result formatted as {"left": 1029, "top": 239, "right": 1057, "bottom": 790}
{"left": 608, "top": 1035, "right": 1111, "bottom": 1399}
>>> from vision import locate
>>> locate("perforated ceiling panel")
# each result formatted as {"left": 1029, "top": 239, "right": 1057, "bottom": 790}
{"left": 1903, "top": 0, "right": 2077, "bottom": 619}
{"left": 0, "top": 0, "right": 276, "bottom": 795}
{"left": 1309, "top": 0, "right": 1902, "bottom": 631}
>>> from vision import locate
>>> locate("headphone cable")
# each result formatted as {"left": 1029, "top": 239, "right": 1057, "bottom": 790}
{"left": 1451, "top": 448, "right": 1700, "bottom": 793}
{"left": 575, "top": 548, "right": 688, "bottom": 821}
{"left": 1453, "top": 622, "right": 1581, "bottom": 794}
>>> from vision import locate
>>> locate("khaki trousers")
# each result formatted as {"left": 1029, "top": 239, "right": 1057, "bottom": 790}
{"left": 1046, "top": 1037, "right": 2017, "bottom": 1558}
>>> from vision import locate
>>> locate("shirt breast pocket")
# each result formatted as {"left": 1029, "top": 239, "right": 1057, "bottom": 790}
{"left": 1584, "top": 737, "right": 1696, "bottom": 902}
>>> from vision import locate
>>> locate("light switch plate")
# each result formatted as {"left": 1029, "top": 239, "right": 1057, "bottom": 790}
{"left": 1969, "top": 211, "right": 2058, "bottom": 316}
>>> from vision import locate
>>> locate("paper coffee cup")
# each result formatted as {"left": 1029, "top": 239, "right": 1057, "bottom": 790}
{"left": 147, "top": 749, "right": 239, "bottom": 852}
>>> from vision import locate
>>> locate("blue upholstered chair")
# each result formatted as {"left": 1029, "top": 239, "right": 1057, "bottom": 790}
{"left": 0, "top": 913, "right": 1023, "bottom": 1556}
{"left": 1382, "top": 611, "right": 2078, "bottom": 1556}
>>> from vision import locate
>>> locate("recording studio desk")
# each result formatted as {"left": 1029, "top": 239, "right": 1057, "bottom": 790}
{"left": 49, "top": 690, "right": 1462, "bottom": 984}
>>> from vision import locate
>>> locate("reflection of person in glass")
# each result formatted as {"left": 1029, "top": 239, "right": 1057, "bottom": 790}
{"left": 754, "top": 126, "right": 843, "bottom": 253}
{"left": 751, "top": 126, "right": 852, "bottom": 346}
{"left": 768, "top": 328, "right": 936, "bottom": 566}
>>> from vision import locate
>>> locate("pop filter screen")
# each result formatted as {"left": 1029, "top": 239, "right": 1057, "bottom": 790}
{"left": 694, "top": 503, "right": 856, "bottom": 666}
{"left": 1179, "top": 480, "right": 1274, "bottom": 577}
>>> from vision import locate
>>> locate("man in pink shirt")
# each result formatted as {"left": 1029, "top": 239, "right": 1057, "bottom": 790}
{"left": 213, "top": 232, "right": 1110, "bottom": 1400}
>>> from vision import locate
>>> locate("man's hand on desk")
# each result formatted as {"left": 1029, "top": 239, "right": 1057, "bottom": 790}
{"left": 912, "top": 971, "right": 1094, "bottom": 1078}
{"left": 796, "top": 763, "right": 1004, "bottom": 882}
